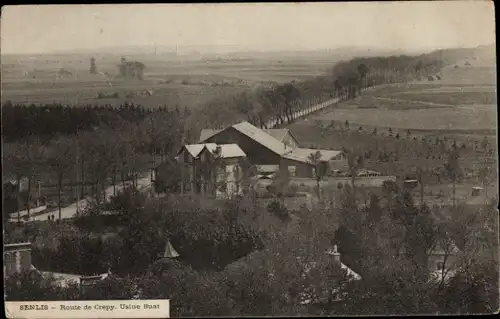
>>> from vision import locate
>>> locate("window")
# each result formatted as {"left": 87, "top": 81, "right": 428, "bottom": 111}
{"left": 436, "top": 262, "right": 444, "bottom": 271}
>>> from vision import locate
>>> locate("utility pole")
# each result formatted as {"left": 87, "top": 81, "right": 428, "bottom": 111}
{"left": 75, "top": 138, "right": 80, "bottom": 217}
{"left": 37, "top": 180, "right": 41, "bottom": 208}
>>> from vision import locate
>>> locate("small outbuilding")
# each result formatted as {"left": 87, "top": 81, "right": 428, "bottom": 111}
{"left": 471, "top": 186, "right": 484, "bottom": 197}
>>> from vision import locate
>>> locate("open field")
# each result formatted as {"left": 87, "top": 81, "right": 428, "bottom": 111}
{"left": 382, "top": 91, "right": 496, "bottom": 105}
{"left": 1, "top": 77, "right": 249, "bottom": 109}
{"left": 302, "top": 62, "right": 496, "bottom": 136}
{"left": 1, "top": 53, "right": 340, "bottom": 108}
{"left": 313, "top": 105, "right": 496, "bottom": 132}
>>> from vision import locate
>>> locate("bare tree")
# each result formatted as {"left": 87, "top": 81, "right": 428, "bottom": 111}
{"left": 3, "top": 142, "right": 28, "bottom": 223}
{"left": 478, "top": 163, "right": 493, "bottom": 198}
{"left": 357, "top": 63, "right": 369, "bottom": 91}
{"left": 48, "top": 136, "right": 75, "bottom": 220}
{"left": 89, "top": 57, "right": 97, "bottom": 74}
{"left": 239, "top": 157, "right": 258, "bottom": 196}
{"left": 21, "top": 138, "right": 46, "bottom": 221}
{"left": 346, "top": 149, "right": 364, "bottom": 198}
{"left": 307, "top": 151, "right": 327, "bottom": 199}
{"left": 416, "top": 167, "right": 425, "bottom": 206}
{"left": 444, "top": 148, "right": 460, "bottom": 209}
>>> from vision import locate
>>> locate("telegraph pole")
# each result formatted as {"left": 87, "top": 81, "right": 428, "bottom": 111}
{"left": 75, "top": 138, "right": 80, "bottom": 217}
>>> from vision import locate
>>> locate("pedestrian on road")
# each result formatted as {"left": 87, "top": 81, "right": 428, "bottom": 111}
{"left": 47, "top": 215, "right": 51, "bottom": 222}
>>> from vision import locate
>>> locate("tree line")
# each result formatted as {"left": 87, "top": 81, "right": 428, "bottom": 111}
{"left": 1, "top": 101, "right": 191, "bottom": 142}
{"left": 187, "top": 52, "right": 447, "bottom": 136}
{"left": 2, "top": 105, "right": 185, "bottom": 221}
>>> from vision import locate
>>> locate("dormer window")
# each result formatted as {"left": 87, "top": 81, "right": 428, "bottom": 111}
{"left": 436, "top": 262, "right": 444, "bottom": 271}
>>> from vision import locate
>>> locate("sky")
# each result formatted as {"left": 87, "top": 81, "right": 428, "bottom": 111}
{"left": 1, "top": 2, "right": 495, "bottom": 55}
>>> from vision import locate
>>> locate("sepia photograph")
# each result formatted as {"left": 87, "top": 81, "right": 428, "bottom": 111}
{"left": 2, "top": 2, "right": 498, "bottom": 317}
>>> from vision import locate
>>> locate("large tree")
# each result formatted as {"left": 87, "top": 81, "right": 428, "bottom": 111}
{"left": 444, "top": 147, "right": 460, "bottom": 209}
{"left": 47, "top": 135, "right": 75, "bottom": 220}
{"left": 345, "top": 148, "right": 364, "bottom": 198}
{"left": 307, "top": 151, "right": 328, "bottom": 199}
{"left": 89, "top": 57, "right": 97, "bottom": 75}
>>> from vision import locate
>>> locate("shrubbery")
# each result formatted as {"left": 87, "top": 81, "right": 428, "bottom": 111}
{"left": 267, "top": 199, "right": 291, "bottom": 222}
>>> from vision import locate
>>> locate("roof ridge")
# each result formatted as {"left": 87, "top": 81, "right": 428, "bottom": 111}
{"left": 233, "top": 121, "right": 287, "bottom": 155}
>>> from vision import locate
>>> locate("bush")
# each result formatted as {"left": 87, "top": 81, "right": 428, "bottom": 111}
{"left": 267, "top": 199, "right": 291, "bottom": 222}
{"left": 257, "top": 192, "right": 306, "bottom": 199}
{"left": 108, "top": 187, "right": 146, "bottom": 213}
{"left": 5, "top": 271, "right": 80, "bottom": 301}
{"left": 31, "top": 234, "right": 107, "bottom": 275}
{"left": 288, "top": 183, "right": 299, "bottom": 195}
{"left": 147, "top": 197, "right": 263, "bottom": 270}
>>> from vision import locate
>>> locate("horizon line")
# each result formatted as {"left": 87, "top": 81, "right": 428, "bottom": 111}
{"left": 1, "top": 43, "right": 494, "bottom": 57}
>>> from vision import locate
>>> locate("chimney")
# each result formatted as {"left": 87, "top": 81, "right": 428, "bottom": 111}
{"left": 326, "top": 244, "right": 341, "bottom": 266}
{"left": 215, "top": 145, "right": 222, "bottom": 157}
{"left": 4, "top": 242, "right": 32, "bottom": 277}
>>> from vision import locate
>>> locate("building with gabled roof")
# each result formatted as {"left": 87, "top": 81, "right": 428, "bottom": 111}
{"left": 427, "top": 237, "right": 461, "bottom": 283}
{"left": 198, "top": 121, "right": 346, "bottom": 178}
{"left": 177, "top": 143, "right": 246, "bottom": 198}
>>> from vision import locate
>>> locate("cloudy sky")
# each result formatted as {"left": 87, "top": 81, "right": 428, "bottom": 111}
{"left": 1, "top": 2, "right": 495, "bottom": 54}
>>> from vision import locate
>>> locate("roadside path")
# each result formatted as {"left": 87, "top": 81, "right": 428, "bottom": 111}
{"left": 265, "top": 84, "right": 396, "bottom": 129}
{"left": 372, "top": 96, "right": 454, "bottom": 108}
{"left": 10, "top": 175, "right": 152, "bottom": 222}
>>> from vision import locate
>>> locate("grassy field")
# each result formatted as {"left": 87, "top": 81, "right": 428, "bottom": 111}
{"left": 383, "top": 91, "right": 496, "bottom": 105}
{"left": 301, "top": 61, "right": 496, "bottom": 136}
{"left": 313, "top": 105, "right": 496, "bottom": 132}
{"left": 1, "top": 53, "right": 339, "bottom": 108}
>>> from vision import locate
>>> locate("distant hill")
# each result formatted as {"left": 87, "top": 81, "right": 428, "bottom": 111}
{"left": 427, "top": 44, "right": 496, "bottom": 65}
